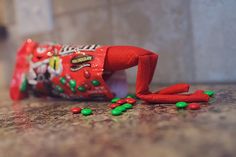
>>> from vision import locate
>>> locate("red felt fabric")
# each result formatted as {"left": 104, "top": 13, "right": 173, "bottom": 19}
{"left": 104, "top": 46, "right": 209, "bottom": 104}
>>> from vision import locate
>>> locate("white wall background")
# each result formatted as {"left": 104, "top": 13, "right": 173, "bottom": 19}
{"left": 0, "top": 0, "right": 236, "bottom": 88}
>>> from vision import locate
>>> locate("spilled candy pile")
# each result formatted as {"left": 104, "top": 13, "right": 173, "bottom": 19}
{"left": 70, "top": 90, "right": 215, "bottom": 116}
{"left": 109, "top": 95, "right": 136, "bottom": 116}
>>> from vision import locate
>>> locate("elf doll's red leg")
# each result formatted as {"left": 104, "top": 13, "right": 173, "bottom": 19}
{"left": 155, "top": 83, "right": 190, "bottom": 94}
{"left": 104, "top": 46, "right": 209, "bottom": 104}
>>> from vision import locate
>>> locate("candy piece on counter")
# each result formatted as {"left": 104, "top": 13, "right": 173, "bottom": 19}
{"left": 116, "top": 99, "right": 126, "bottom": 105}
{"left": 71, "top": 107, "right": 82, "bottom": 114}
{"left": 111, "top": 109, "right": 122, "bottom": 116}
{"left": 187, "top": 103, "right": 201, "bottom": 110}
{"left": 109, "top": 103, "right": 120, "bottom": 109}
{"left": 81, "top": 108, "right": 93, "bottom": 116}
{"left": 126, "top": 94, "right": 136, "bottom": 98}
{"left": 125, "top": 98, "right": 136, "bottom": 104}
{"left": 204, "top": 90, "right": 215, "bottom": 97}
{"left": 122, "top": 103, "right": 133, "bottom": 109}
{"left": 115, "top": 106, "right": 126, "bottom": 112}
{"left": 111, "top": 97, "right": 120, "bottom": 103}
{"left": 176, "top": 102, "right": 188, "bottom": 109}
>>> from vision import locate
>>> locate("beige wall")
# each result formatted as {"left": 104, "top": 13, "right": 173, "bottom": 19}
{"left": 0, "top": 0, "right": 235, "bottom": 89}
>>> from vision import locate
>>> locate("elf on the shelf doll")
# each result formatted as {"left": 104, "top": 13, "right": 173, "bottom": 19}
{"left": 10, "top": 39, "right": 209, "bottom": 103}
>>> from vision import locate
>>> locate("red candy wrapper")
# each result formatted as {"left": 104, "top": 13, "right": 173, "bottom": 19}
{"left": 10, "top": 39, "right": 209, "bottom": 104}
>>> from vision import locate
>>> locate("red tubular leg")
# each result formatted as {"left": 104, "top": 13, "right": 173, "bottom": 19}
{"left": 137, "top": 92, "right": 209, "bottom": 103}
{"left": 104, "top": 46, "right": 209, "bottom": 104}
{"left": 157, "top": 83, "right": 190, "bottom": 94}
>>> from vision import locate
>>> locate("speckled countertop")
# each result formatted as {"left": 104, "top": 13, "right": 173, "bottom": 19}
{"left": 0, "top": 85, "right": 236, "bottom": 157}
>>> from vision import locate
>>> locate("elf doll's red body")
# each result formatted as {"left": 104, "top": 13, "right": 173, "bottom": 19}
{"left": 10, "top": 39, "right": 209, "bottom": 103}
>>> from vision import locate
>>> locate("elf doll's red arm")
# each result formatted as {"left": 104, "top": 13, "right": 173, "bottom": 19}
{"left": 104, "top": 46, "right": 209, "bottom": 103}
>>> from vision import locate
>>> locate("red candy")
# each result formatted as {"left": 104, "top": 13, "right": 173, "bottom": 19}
{"left": 83, "top": 70, "right": 91, "bottom": 79}
{"left": 109, "top": 103, "right": 120, "bottom": 109}
{"left": 71, "top": 107, "right": 82, "bottom": 114}
{"left": 125, "top": 98, "right": 136, "bottom": 104}
{"left": 187, "top": 103, "right": 201, "bottom": 110}
{"left": 116, "top": 99, "right": 126, "bottom": 105}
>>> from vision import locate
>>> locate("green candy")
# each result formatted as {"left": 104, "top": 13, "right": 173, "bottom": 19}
{"left": 78, "top": 86, "right": 86, "bottom": 92}
{"left": 176, "top": 102, "right": 188, "bottom": 109}
{"left": 115, "top": 106, "right": 126, "bottom": 112}
{"left": 122, "top": 103, "right": 133, "bottom": 109}
{"left": 126, "top": 96, "right": 133, "bottom": 98}
{"left": 56, "top": 85, "right": 64, "bottom": 93}
{"left": 126, "top": 94, "right": 136, "bottom": 98}
{"left": 111, "top": 97, "right": 120, "bottom": 103}
{"left": 69, "top": 80, "right": 76, "bottom": 88}
{"left": 70, "top": 87, "right": 76, "bottom": 93}
{"left": 91, "top": 80, "right": 100, "bottom": 86}
{"left": 81, "top": 108, "right": 92, "bottom": 116}
{"left": 60, "top": 77, "right": 66, "bottom": 85}
{"left": 204, "top": 90, "right": 215, "bottom": 97}
{"left": 111, "top": 109, "right": 122, "bottom": 116}
{"left": 20, "top": 77, "right": 27, "bottom": 92}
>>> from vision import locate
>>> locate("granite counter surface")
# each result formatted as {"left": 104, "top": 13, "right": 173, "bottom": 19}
{"left": 0, "top": 85, "right": 236, "bottom": 157}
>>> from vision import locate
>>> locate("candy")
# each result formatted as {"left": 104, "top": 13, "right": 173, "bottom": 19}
{"left": 66, "top": 75, "right": 71, "bottom": 80}
{"left": 187, "top": 103, "right": 201, "bottom": 110}
{"left": 70, "top": 87, "right": 76, "bottom": 93}
{"left": 20, "top": 78, "right": 27, "bottom": 92}
{"left": 116, "top": 99, "right": 126, "bottom": 105}
{"left": 125, "top": 98, "right": 136, "bottom": 104}
{"left": 71, "top": 107, "right": 82, "bottom": 114}
{"left": 109, "top": 103, "right": 120, "bottom": 109}
{"left": 204, "top": 90, "right": 215, "bottom": 97}
{"left": 83, "top": 70, "right": 90, "bottom": 79}
{"left": 111, "top": 109, "right": 122, "bottom": 116}
{"left": 126, "top": 94, "right": 136, "bottom": 98}
{"left": 122, "top": 103, "right": 133, "bottom": 109}
{"left": 78, "top": 86, "right": 86, "bottom": 92}
{"left": 176, "top": 102, "right": 188, "bottom": 109}
{"left": 91, "top": 80, "right": 100, "bottom": 86}
{"left": 84, "top": 83, "right": 91, "bottom": 90}
{"left": 111, "top": 97, "right": 120, "bottom": 103}
{"left": 115, "top": 106, "right": 126, "bottom": 112}
{"left": 60, "top": 77, "right": 66, "bottom": 85}
{"left": 69, "top": 79, "right": 76, "bottom": 88}
{"left": 56, "top": 85, "right": 64, "bottom": 93}
{"left": 81, "top": 108, "right": 93, "bottom": 116}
